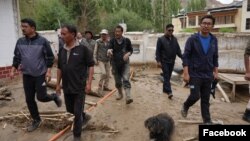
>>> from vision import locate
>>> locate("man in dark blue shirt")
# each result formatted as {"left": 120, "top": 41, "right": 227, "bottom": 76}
{"left": 155, "top": 24, "right": 182, "bottom": 99}
{"left": 181, "top": 15, "right": 219, "bottom": 124}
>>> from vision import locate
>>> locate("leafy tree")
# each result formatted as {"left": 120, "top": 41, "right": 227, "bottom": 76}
{"left": 100, "top": 8, "right": 153, "bottom": 32}
{"left": 187, "top": 0, "right": 207, "bottom": 12}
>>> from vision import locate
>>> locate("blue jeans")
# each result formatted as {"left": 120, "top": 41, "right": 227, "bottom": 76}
{"left": 161, "top": 63, "right": 174, "bottom": 94}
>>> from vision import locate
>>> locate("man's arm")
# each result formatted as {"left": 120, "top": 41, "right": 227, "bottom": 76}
{"left": 213, "top": 38, "right": 219, "bottom": 80}
{"left": 182, "top": 37, "right": 192, "bottom": 82}
{"left": 244, "top": 40, "right": 250, "bottom": 80}
{"left": 93, "top": 42, "right": 98, "bottom": 64}
{"left": 56, "top": 49, "right": 62, "bottom": 95}
{"left": 155, "top": 38, "right": 162, "bottom": 67}
{"left": 176, "top": 38, "right": 183, "bottom": 59}
{"left": 44, "top": 39, "right": 55, "bottom": 82}
{"left": 85, "top": 47, "right": 95, "bottom": 93}
{"left": 10, "top": 41, "right": 21, "bottom": 79}
{"left": 123, "top": 38, "right": 133, "bottom": 61}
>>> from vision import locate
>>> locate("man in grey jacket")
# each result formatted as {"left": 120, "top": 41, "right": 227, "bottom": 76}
{"left": 94, "top": 29, "right": 112, "bottom": 92}
{"left": 10, "top": 18, "right": 62, "bottom": 132}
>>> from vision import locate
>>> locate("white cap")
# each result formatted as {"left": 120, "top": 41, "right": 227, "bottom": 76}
{"left": 100, "top": 29, "right": 108, "bottom": 34}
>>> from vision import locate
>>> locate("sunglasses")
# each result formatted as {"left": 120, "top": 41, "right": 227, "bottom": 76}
{"left": 168, "top": 29, "right": 174, "bottom": 32}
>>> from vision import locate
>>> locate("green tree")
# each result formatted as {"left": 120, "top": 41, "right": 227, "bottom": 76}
{"left": 187, "top": 0, "right": 207, "bottom": 12}
{"left": 100, "top": 8, "right": 153, "bottom": 32}
{"left": 62, "top": 0, "right": 100, "bottom": 33}
{"left": 35, "top": 0, "right": 73, "bottom": 30}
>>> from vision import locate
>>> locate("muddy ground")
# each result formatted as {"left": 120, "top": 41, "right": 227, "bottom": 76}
{"left": 0, "top": 66, "right": 249, "bottom": 141}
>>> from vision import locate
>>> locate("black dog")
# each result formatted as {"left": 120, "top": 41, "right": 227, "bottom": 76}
{"left": 144, "top": 113, "right": 175, "bottom": 141}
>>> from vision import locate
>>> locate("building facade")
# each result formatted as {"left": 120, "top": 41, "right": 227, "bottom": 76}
{"left": 173, "top": 0, "right": 249, "bottom": 33}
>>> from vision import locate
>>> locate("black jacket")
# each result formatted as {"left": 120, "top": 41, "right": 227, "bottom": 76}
{"left": 155, "top": 35, "right": 182, "bottom": 64}
{"left": 182, "top": 33, "right": 219, "bottom": 79}
{"left": 109, "top": 37, "right": 133, "bottom": 66}
{"left": 58, "top": 44, "right": 94, "bottom": 94}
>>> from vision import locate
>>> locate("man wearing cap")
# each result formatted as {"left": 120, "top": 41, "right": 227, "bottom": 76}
{"left": 94, "top": 29, "right": 112, "bottom": 92}
{"left": 81, "top": 31, "right": 96, "bottom": 55}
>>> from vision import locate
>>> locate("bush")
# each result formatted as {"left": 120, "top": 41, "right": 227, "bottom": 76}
{"left": 181, "top": 28, "right": 196, "bottom": 33}
{"left": 219, "top": 27, "right": 235, "bottom": 33}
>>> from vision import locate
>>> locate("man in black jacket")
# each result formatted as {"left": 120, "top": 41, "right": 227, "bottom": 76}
{"left": 10, "top": 18, "right": 62, "bottom": 132}
{"left": 243, "top": 39, "right": 250, "bottom": 123}
{"left": 107, "top": 25, "right": 133, "bottom": 104}
{"left": 56, "top": 24, "right": 94, "bottom": 141}
{"left": 181, "top": 15, "right": 219, "bottom": 124}
{"left": 155, "top": 24, "right": 182, "bottom": 99}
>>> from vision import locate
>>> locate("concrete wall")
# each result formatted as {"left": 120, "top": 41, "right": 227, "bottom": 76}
{"left": 37, "top": 30, "right": 59, "bottom": 56}
{"left": 0, "top": 0, "right": 19, "bottom": 67}
{"left": 125, "top": 32, "right": 250, "bottom": 72}
{"left": 241, "top": 0, "right": 250, "bottom": 32}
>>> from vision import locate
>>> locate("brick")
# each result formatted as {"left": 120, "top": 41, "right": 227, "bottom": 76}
{"left": 0, "top": 75, "right": 6, "bottom": 79}
{"left": 0, "top": 67, "right": 6, "bottom": 71}
{"left": 5, "top": 66, "right": 12, "bottom": 70}
{"left": 2, "top": 70, "right": 10, "bottom": 74}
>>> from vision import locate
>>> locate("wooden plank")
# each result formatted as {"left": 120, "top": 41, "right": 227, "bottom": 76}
{"left": 219, "top": 73, "right": 248, "bottom": 84}
{"left": 216, "top": 83, "right": 231, "bottom": 103}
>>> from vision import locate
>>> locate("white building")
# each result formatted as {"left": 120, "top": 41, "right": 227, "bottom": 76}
{"left": 0, "top": 0, "right": 20, "bottom": 79}
{"left": 241, "top": 0, "right": 250, "bottom": 32}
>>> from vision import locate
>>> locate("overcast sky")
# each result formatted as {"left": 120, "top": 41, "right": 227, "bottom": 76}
{"left": 217, "top": 0, "right": 241, "bottom": 4}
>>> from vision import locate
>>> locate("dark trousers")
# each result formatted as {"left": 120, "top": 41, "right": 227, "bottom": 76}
{"left": 183, "top": 77, "right": 212, "bottom": 122}
{"left": 23, "top": 74, "right": 56, "bottom": 121}
{"left": 64, "top": 93, "right": 85, "bottom": 137}
{"left": 112, "top": 62, "right": 131, "bottom": 89}
{"left": 161, "top": 63, "right": 174, "bottom": 94}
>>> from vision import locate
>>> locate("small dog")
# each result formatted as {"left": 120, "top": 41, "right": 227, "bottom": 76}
{"left": 144, "top": 113, "right": 175, "bottom": 141}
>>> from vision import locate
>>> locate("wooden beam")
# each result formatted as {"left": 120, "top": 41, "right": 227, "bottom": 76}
{"left": 216, "top": 83, "right": 231, "bottom": 103}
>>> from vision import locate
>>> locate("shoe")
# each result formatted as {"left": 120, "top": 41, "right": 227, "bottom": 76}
{"left": 168, "top": 93, "right": 173, "bottom": 99}
{"left": 103, "top": 87, "right": 112, "bottom": 91}
{"left": 242, "top": 109, "right": 250, "bottom": 123}
{"left": 181, "top": 105, "right": 188, "bottom": 118}
{"left": 126, "top": 98, "right": 133, "bottom": 104}
{"left": 26, "top": 119, "right": 41, "bottom": 132}
{"left": 54, "top": 94, "right": 62, "bottom": 107}
{"left": 116, "top": 88, "right": 123, "bottom": 100}
{"left": 73, "top": 136, "right": 81, "bottom": 141}
{"left": 82, "top": 114, "right": 92, "bottom": 129}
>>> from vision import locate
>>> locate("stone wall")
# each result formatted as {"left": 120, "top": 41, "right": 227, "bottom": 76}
{"left": 125, "top": 32, "right": 250, "bottom": 72}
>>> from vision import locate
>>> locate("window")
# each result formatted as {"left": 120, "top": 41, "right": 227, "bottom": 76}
{"left": 132, "top": 44, "right": 140, "bottom": 54}
{"left": 215, "top": 15, "right": 234, "bottom": 25}
{"left": 225, "top": 15, "right": 234, "bottom": 24}
{"left": 188, "top": 17, "right": 196, "bottom": 26}
{"left": 247, "top": 0, "right": 250, "bottom": 11}
{"left": 246, "top": 18, "right": 250, "bottom": 30}
{"left": 180, "top": 17, "right": 186, "bottom": 28}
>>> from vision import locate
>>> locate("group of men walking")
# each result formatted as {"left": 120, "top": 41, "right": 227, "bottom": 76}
{"left": 10, "top": 14, "right": 250, "bottom": 141}
{"left": 11, "top": 18, "right": 133, "bottom": 141}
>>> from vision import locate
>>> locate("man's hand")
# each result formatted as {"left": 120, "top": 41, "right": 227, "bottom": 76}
{"left": 183, "top": 73, "right": 190, "bottom": 83}
{"left": 213, "top": 72, "right": 218, "bottom": 80}
{"left": 245, "top": 72, "right": 250, "bottom": 81}
{"left": 55, "top": 84, "right": 61, "bottom": 95}
{"left": 123, "top": 52, "right": 130, "bottom": 62}
{"left": 157, "top": 62, "right": 162, "bottom": 68}
{"left": 10, "top": 71, "right": 14, "bottom": 80}
{"left": 95, "top": 60, "right": 99, "bottom": 66}
{"left": 10, "top": 67, "right": 16, "bottom": 80}
{"left": 46, "top": 69, "right": 52, "bottom": 82}
{"left": 107, "top": 49, "right": 113, "bottom": 57}
{"left": 85, "top": 83, "right": 91, "bottom": 94}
